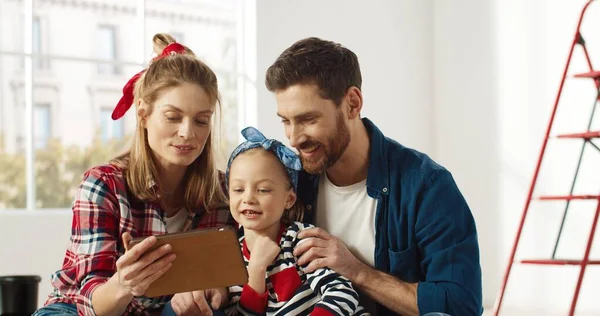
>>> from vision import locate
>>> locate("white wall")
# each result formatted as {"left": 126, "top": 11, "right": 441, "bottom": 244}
{"left": 435, "top": 0, "right": 600, "bottom": 314}
{"left": 433, "top": 0, "right": 501, "bottom": 309}
{"left": 255, "top": 0, "right": 434, "bottom": 155}
{"left": 0, "top": 211, "right": 72, "bottom": 307}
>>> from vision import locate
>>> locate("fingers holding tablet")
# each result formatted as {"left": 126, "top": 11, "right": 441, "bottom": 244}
{"left": 116, "top": 232, "right": 176, "bottom": 296}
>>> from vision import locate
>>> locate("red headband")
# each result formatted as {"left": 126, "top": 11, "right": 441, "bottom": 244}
{"left": 111, "top": 42, "right": 187, "bottom": 120}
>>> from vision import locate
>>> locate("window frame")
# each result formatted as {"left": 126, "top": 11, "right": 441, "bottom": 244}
{"left": 95, "top": 24, "right": 121, "bottom": 76}
{"left": 0, "top": 0, "right": 256, "bottom": 212}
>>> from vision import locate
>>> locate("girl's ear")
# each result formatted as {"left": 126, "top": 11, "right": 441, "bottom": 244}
{"left": 285, "top": 190, "right": 297, "bottom": 210}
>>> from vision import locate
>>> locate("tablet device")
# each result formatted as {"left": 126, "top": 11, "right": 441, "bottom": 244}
{"left": 126, "top": 226, "right": 247, "bottom": 297}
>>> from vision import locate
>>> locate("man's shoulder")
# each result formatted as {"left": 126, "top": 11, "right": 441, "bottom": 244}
{"left": 383, "top": 137, "right": 451, "bottom": 187}
{"left": 364, "top": 117, "right": 451, "bottom": 187}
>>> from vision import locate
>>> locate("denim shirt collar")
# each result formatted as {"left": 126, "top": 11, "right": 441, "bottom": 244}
{"left": 363, "top": 117, "right": 390, "bottom": 197}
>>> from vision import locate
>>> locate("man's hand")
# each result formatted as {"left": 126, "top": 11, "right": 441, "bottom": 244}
{"left": 293, "top": 227, "right": 366, "bottom": 281}
{"left": 170, "top": 288, "right": 228, "bottom": 316}
{"left": 205, "top": 288, "right": 229, "bottom": 309}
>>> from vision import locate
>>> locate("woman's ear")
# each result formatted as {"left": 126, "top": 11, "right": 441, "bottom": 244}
{"left": 137, "top": 100, "right": 148, "bottom": 128}
{"left": 285, "top": 190, "right": 297, "bottom": 210}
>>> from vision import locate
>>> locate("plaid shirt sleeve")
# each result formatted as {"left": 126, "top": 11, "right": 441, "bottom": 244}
{"left": 52, "top": 166, "right": 138, "bottom": 315}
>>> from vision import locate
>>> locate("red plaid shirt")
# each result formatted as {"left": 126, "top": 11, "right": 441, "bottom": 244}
{"left": 44, "top": 164, "right": 231, "bottom": 315}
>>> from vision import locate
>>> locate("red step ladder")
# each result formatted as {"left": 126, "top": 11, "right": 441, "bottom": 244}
{"left": 493, "top": 1, "right": 600, "bottom": 315}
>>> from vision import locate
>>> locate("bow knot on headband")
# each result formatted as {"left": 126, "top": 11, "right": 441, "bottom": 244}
{"left": 111, "top": 42, "right": 186, "bottom": 120}
{"left": 226, "top": 127, "right": 302, "bottom": 191}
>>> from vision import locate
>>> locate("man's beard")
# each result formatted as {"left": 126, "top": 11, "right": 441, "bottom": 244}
{"left": 298, "top": 112, "right": 350, "bottom": 174}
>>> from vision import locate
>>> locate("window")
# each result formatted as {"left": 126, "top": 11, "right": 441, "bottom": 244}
{"left": 0, "top": 0, "right": 252, "bottom": 210}
{"left": 33, "top": 103, "right": 51, "bottom": 149}
{"left": 96, "top": 25, "right": 119, "bottom": 75}
{"left": 100, "top": 107, "right": 124, "bottom": 142}
{"left": 32, "top": 17, "right": 46, "bottom": 69}
{"left": 22, "top": 16, "right": 49, "bottom": 70}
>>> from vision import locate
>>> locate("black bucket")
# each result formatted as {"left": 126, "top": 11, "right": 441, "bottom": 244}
{"left": 0, "top": 275, "right": 41, "bottom": 316}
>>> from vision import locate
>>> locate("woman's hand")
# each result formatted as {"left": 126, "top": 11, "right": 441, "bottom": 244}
{"left": 91, "top": 233, "right": 176, "bottom": 316}
{"left": 170, "top": 288, "right": 229, "bottom": 315}
{"left": 115, "top": 232, "right": 177, "bottom": 297}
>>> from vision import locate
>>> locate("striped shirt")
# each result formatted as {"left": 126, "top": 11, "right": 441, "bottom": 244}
{"left": 226, "top": 222, "right": 368, "bottom": 316}
{"left": 44, "top": 164, "right": 231, "bottom": 316}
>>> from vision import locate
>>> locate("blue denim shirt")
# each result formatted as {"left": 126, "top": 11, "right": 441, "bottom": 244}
{"left": 297, "top": 118, "right": 483, "bottom": 316}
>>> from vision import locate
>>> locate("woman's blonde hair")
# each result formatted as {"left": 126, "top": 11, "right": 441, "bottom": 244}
{"left": 111, "top": 33, "right": 226, "bottom": 211}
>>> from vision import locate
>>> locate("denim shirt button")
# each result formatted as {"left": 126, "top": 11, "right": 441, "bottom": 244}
{"left": 383, "top": 187, "right": 388, "bottom": 193}
{"left": 306, "top": 205, "right": 312, "bottom": 210}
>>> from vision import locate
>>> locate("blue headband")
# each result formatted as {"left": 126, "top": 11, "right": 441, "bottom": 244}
{"left": 225, "top": 126, "right": 302, "bottom": 191}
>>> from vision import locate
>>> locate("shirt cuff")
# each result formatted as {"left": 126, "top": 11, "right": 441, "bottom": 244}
{"left": 240, "top": 284, "right": 269, "bottom": 313}
{"left": 78, "top": 277, "right": 110, "bottom": 316}
{"left": 80, "top": 276, "right": 110, "bottom": 299}
{"left": 417, "top": 281, "right": 445, "bottom": 314}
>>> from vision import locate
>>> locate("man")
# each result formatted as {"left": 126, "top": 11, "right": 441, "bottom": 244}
{"left": 265, "top": 37, "right": 483, "bottom": 316}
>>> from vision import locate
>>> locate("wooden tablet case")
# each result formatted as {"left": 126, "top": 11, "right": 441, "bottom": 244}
{"left": 128, "top": 226, "right": 248, "bottom": 297}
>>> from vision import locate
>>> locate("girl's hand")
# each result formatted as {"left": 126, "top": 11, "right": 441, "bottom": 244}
{"left": 248, "top": 235, "right": 280, "bottom": 271}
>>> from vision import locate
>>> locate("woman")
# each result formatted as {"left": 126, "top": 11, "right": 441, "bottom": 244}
{"left": 33, "top": 33, "right": 231, "bottom": 316}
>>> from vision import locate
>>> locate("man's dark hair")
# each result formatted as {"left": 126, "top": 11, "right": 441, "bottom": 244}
{"left": 265, "top": 37, "right": 362, "bottom": 106}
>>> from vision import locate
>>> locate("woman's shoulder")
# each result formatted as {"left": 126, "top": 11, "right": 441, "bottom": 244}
{"left": 79, "top": 164, "right": 127, "bottom": 195}
{"left": 83, "top": 163, "right": 124, "bottom": 178}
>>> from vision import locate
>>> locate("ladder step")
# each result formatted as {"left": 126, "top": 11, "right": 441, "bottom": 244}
{"left": 556, "top": 131, "right": 600, "bottom": 139}
{"left": 520, "top": 259, "right": 600, "bottom": 265}
{"left": 537, "top": 194, "right": 600, "bottom": 201}
{"left": 573, "top": 70, "right": 600, "bottom": 78}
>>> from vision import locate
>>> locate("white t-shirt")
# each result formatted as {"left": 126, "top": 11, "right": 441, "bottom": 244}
{"left": 165, "top": 207, "right": 187, "bottom": 233}
{"left": 316, "top": 173, "right": 378, "bottom": 313}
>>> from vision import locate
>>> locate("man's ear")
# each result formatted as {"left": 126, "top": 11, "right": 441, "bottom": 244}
{"left": 285, "top": 190, "right": 297, "bottom": 209}
{"left": 345, "top": 86, "right": 363, "bottom": 120}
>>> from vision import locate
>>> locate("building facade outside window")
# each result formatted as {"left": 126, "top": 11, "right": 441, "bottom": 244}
{"left": 0, "top": 0, "right": 253, "bottom": 210}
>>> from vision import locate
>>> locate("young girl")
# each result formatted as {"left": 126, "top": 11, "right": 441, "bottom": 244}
{"left": 224, "top": 127, "right": 368, "bottom": 316}
{"left": 33, "top": 33, "right": 231, "bottom": 316}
